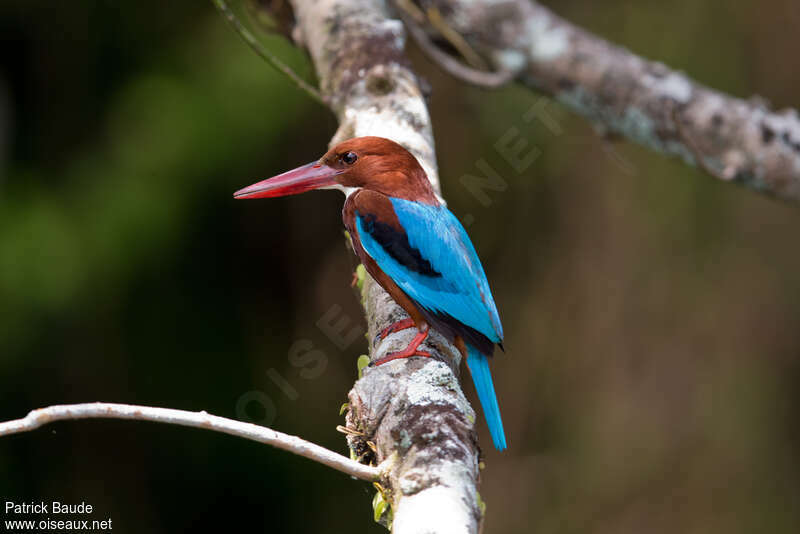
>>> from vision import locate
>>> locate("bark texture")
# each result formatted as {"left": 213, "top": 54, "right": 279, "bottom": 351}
{"left": 289, "top": 0, "right": 482, "bottom": 532}
{"left": 423, "top": 0, "right": 800, "bottom": 201}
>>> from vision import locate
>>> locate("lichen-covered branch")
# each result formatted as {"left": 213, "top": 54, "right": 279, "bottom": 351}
{"left": 288, "top": 0, "right": 482, "bottom": 532}
{"left": 422, "top": 0, "right": 800, "bottom": 201}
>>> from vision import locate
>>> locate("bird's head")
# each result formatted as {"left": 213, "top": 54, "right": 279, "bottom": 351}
{"left": 234, "top": 136, "right": 439, "bottom": 204}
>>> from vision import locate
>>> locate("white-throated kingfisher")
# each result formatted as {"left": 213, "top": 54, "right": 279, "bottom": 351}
{"left": 234, "top": 137, "right": 507, "bottom": 450}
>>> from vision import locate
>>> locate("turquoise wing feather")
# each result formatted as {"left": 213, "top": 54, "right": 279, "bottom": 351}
{"left": 355, "top": 197, "right": 503, "bottom": 343}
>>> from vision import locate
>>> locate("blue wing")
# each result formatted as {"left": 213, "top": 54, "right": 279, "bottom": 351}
{"left": 355, "top": 197, "right": 503, "bottom": 343}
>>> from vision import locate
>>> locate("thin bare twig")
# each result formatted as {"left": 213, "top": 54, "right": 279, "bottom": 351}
{"left": 0, "top": 402, "right": 380, "bottom": 481}
{"left": 211, "top": 0, "right": 327, "bottom": 105}
{"left": 394, "top": 0, "right": 514, "bottom": 89}
{"left": 425, "top": 6, "right": 487, "bottom": 71}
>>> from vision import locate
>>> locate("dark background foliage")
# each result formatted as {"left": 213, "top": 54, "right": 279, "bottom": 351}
{"left": 1, "top": 1, "right": 799, "bottom": 532}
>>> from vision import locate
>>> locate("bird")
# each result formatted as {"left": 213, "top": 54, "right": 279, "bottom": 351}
{"left": 234, "top": 136, "right": 507, "bottom": 450}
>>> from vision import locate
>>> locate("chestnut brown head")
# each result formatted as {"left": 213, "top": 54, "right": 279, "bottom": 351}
{"left": 234, "top": 136, "right": 438, "bottom": 204}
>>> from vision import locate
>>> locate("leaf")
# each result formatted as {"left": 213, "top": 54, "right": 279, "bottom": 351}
{"left": 372, "top": 488, "right": 393, "bottom": 528}
{"left": 357, "top": 354, "right": 370, "bottom": 379}
{"left": 355, "top": 263, "right": 366, "bottom": 290}
{"left": 476, "top": 491, "right": 487, "bottom": 517}
{"left": 372, "top": 490, "right": 387, "bottom": 523}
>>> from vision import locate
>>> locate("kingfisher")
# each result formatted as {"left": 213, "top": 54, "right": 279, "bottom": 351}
{"left": 234, "top": 136, "right": 507, "bottom": 450}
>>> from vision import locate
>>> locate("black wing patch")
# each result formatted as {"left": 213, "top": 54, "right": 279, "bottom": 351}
{"left": 358, "top": 212, "right": 442, "bottom": 278}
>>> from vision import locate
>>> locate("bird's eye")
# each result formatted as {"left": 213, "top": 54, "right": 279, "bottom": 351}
{"left": 341, "top": 151, "right": 358, "bottom": 165}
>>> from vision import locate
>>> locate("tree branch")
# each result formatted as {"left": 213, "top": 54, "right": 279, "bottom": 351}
{"left": 288, "top": 0, "right": 482, "bottom": 531}
{"left": 0, "top": 402, "right": 381, "bottom": 481}
{"left": 420, "top": 0, "right": 800, "bottom": 201}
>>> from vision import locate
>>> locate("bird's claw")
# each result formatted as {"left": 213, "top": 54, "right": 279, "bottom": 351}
{"left": 369, "top": 349, "right": 432, "bottom": 367}
{"left": 373, "top": 318, "right": 416, "bottom": 346}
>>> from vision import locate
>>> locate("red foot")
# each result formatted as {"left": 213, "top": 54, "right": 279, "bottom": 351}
{"left": 376, "top": 318, "right": 417, "bottom": 343}
{"left": 371, "top": 328, "right": 431, "bottom": 366}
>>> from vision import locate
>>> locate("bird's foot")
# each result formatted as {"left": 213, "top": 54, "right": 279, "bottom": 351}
{"left": 373, "top": 318, "right": 416, "bottom": 345}
{"left": 370, "top": 349, "right": 432, "bottom": 367}
{"left": 370, "top": 328, "right": 430, "bottom": 367}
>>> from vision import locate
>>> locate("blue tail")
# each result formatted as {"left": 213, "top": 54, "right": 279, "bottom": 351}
{"left": 465, "top": 345, "right": 507, "bottom": 451}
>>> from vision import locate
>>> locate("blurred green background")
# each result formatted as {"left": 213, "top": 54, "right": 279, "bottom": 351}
{"left": 2, "top": 1, "right": 800, "bottom": 532}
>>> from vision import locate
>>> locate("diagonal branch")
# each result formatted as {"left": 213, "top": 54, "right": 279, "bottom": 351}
{"left": 0, "top": 402, "right": 382, "bottom": 481}
{"left": 420, "top": 0, "right": 800, "bottom": 201}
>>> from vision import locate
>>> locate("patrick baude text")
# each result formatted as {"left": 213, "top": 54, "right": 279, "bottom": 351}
{"left": 5, "top": 501, "right": 93, "bottom": 514}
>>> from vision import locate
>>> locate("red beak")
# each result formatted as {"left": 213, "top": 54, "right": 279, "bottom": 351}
{"left": 233, "top": 162, "right": 342, "bottom": 199}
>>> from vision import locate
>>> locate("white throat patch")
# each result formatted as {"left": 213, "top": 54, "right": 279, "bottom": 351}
{"left": 324, "top": 183, "right": 359, "bottom": 197}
